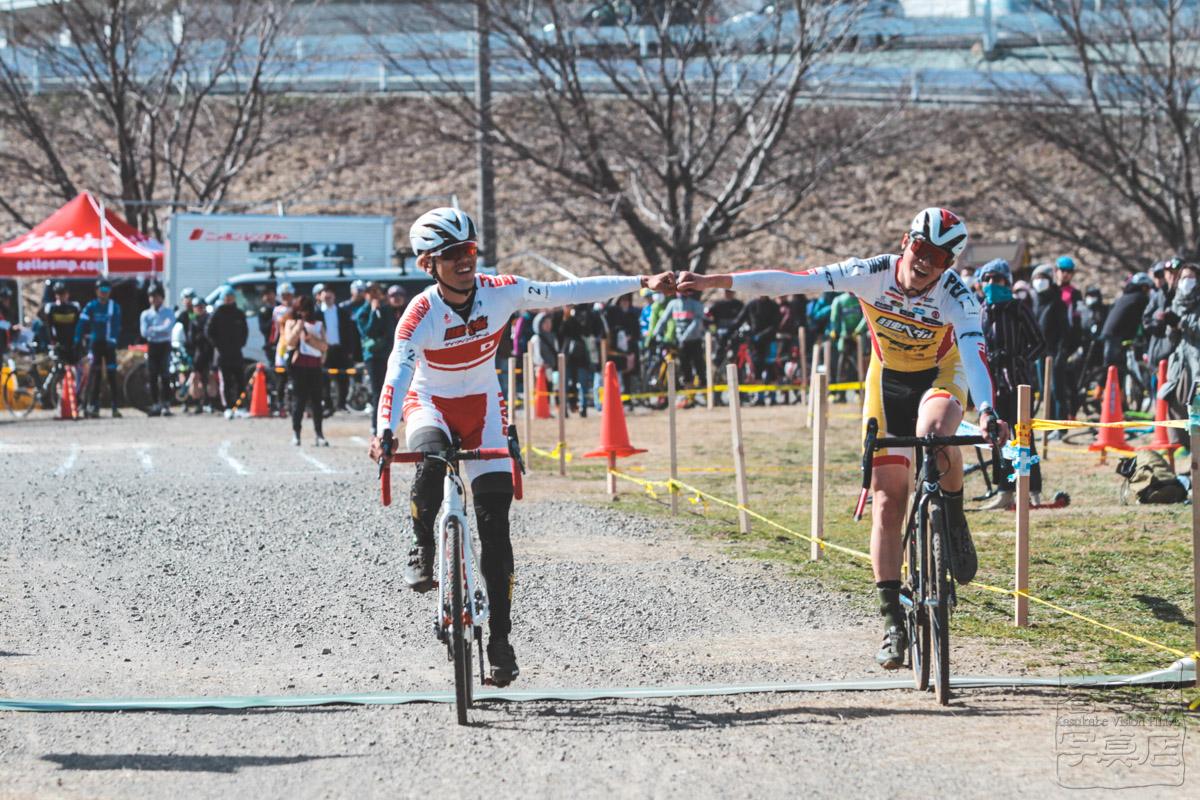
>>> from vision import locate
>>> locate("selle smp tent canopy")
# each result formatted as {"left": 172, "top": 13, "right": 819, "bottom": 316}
{"left": 0, "top": 192, "right": 164, "bottom": 278}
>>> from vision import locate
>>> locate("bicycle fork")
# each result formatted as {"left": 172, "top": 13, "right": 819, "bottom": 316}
{"left": 433, "top": 471, "right": 490, "bottom": 675}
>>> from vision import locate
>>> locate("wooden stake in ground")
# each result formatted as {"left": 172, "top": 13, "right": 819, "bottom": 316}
{"left": 811, "top": 370, "right": 828, "bottom": 561}
{"left": 1042, "top": 357, "right": 1052, "bottom": 457}
{"left": 1190, "top": 380, "right": 1200, "bottom": 686}
{"left": 726, "top": 363, "right": 751, "bottom": 535}
{"left": 798, "top": 327, "right": 808, "bottom": 406}
{"left": 557, "top": 353, "right": 567, "bottom": 477}
{"left": 523, "top": 351, "right": 534, "bottom": 475}
{"left": 807, "top": 342, "right": 822, "bottom": 429}
{"left": 705, "top": 331, "right": 715, "bottom": 411}
{"left": 668, "top": 359, "right": 679, "bottom": 515}
{"left": 507, "top": 357, "right": 517, "bottom": 418}
{"left": 855, "top": 335, "right": 865, "bottom": 416}
{"left": 1015, "top": 384, "right": 1031, "bottom": 628}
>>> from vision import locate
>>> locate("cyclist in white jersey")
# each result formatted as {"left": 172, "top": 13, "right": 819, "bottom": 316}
{"left": 369, "top": 207, "right": 675, "bottom": 685}
{"left": 678, "top": 208, "right": 1009, "bottom": 670}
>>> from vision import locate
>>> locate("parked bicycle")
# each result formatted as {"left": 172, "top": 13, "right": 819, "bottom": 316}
{"left": 2, "top": 347, "right": 78, "bottom": 418}
{"left": 378, "top": 425, "right": 525, "bottom": 725}
{"left": 856, "top": 416, "right": 999, "bottom": 705}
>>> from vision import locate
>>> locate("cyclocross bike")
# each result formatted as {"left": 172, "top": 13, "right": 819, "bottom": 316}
{"left": 378, "top": 425, "right": 525, "bottom": 725}
{"left": 856, "top": 416, "right": 999, "bottom": 705}
{"left": 3, "top": 346, "right": 78, "bottom": 418}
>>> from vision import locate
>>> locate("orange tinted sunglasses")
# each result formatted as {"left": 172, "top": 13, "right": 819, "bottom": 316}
{"left": 430, "top": 241, "right": 478, "bottom": 261}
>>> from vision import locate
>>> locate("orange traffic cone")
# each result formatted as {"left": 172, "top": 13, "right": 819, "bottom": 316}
{"left": 1137, "top": 359, "right": 1183, "bottom": 467}
{"left": 60, "top": 368, "right": 78, "bottom": 420}
{"left": 1088, "top": 365, "right": 1134, "bottom": 461}
{"left": 249, "top": 363, "right": 270, "bottom": 417}
{"left": 535, "top": 366, "right": 551, "bottom": 419}
{"left": 584, "top": 362, "right": 647, "bottom": 460}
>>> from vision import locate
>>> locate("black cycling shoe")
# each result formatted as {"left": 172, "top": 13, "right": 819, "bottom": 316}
{"left": 487, "top": 638, "right": 519, "bottom": 687}
{"left": 948, "top": 520, "right": 978, "bottom": 585}
{"left": 875, "top": 625, "right": 907, "bottom": 670}
{"left": 402, "top": 544, "right": 434, "bottom": 593}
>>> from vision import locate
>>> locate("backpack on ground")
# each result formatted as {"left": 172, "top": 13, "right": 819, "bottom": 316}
{"left": 1116, "top": 451, "right": 1188, "bottom": 504}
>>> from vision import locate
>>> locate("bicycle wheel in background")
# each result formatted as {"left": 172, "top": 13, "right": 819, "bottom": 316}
{"left": 904, "top": 529, "right": 930, "bottom": 692}
{"left": 927, "top": 497, "right": 952, "bottom": 706}
{"left": 123, "top": 363, "right": 152, "bottom": 414}
{"left": 3, "top": 369, "right": 36, "bottom": 418}
{"left": 447, "top": 517, "right": 473, "bottom": 725}
{"left": 344, "top": 373, "right": 372, "bottom": 414}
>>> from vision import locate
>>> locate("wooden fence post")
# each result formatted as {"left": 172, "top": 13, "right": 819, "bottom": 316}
{"left": 1190, "top": 381, "right": 1200, "bottom": 685}
{"left": 1042, "top": 357, "right": 1052, "bottom": 457}
{"left": 668, "top": 360, "right": 679, "bottom": 515}
{"left": 798, "top": 327, "right": 808, "bottom": 407}
{"left": 523, "top": 351, "right": 534, "bottom": 475}
{"left": 705, "top": 331, "right": 715, "bottom": 411}
{"left": 557, "top": 352, "right": 567, "bottom": 477}
{"left": 1016, "top": 384, "right": 1031, "bottom": 627}
{"left": 507, "top": 356, "right": 517, "bottom": 417}
{"left": 811, "top": 370, "right": 828, "bottom": 561}
{"left": 726, "top": 363, "right": 751, "bottom": 535}
{"left": 806, "top": 342, "right": 822, "bottom": 429}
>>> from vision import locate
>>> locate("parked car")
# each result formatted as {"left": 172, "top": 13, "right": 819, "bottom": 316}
{"left": 717, "top": 1, "right": 903, "bottom": 53}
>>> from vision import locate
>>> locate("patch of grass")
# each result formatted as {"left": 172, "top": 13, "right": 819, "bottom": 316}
{"left": 542, "top": 402, "right": 1198, "bottom": 697}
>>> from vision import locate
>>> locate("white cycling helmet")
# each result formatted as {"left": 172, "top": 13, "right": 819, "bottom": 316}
{"left": 910, "top": 207, "right": 968, "bottom": 259}
{"left": 409, "top": 207, "right": 477, "bottom": 256}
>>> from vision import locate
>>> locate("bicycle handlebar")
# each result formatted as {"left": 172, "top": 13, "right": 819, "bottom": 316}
{"left": 853, "top": 416, "right": 1001, "bottom": 522}
{"left": 379, "top": 425, "right": 526, "bottom": 507}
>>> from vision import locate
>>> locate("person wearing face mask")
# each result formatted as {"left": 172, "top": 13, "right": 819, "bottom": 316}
{"left": 1143, "top": 257, "right": 1184, "bottom": 387}
{"left": 1101, "top": 273, "right": 1154, "bottom": 383}
{"left": 976, "top": 259, "right": 1047, "bottom": 509}
{"left": 1031, "top": 264, "right": 1071, "bottom": 431}
{"left": 1158, "top": 263, "right": 1200, "bottom": 458}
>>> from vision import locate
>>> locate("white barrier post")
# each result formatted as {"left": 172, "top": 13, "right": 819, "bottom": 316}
{"left": 1042, "top": 357, "right": 1052, "bottom": 458}
{"left": 507, "top": 356, "right": 517, "bottom": 416}
{"left": 523, "top": 351, "right": 534, "bottom": 475}
{"left": 557, "top": 352, "right": 567, "bottom": 477}
{"left": 705, "top": 331, "right": 715, "bottom": 411}
{"left": 1190, "top": 381, "right": 1200, "bottom": 685}
{"left": 811, "top": 370, "right": 827, "bottom": 561}
{"left": 806, "top": 342, "right": 821, "bottom": 429}
{"left": 1016, "top": 384, "right": 1031, "bottom": 628}
{"left": 668, "top": 360, "right": 679, "bottom": 515}
{"left": 798, "top": 327, "right": 808, "bottom": 406}
{"left": 726, "top": 363, "right": 751, "bottom": 535}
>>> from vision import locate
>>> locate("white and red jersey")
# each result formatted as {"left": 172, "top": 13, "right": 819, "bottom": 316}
{"left": 377, "top": 273, "right": 641, "bottom": 440}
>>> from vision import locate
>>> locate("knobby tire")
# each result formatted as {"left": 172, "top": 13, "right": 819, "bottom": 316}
{"left": 905, "top": 521, "right": 930, "bottom": 692}
{"left": 448, "top": 517, "right": 472, "bottom": 725}
{"left": 927, "top": 497, "right": 952, "bottom": 705}
{"left": 3, "top": 369, "right": 36, "bottom": 418}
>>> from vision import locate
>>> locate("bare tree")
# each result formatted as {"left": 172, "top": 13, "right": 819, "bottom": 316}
{"left": 988, "top": 0, "right": 1200, "bottom": 269}
{"left": 370, "top": 0, "right": 901, "bottom": 274}
{"left": 0, "top": 0, "right": 346, "bottom": 237}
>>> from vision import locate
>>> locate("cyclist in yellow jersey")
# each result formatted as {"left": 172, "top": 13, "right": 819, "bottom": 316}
{"left": 678, "top": 208, "right": 1009, "bottom": 669}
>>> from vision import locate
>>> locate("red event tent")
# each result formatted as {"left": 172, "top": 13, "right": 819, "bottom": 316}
{"left": 0, "top": 191, "right": 163, "bottom": 278}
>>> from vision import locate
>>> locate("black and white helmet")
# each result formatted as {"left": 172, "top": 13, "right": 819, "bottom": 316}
{"left": 910, "top": 207, "right": 968, "bottom": 259}
{"left": 409, "top": 207, "right": 477, "bottom": 256}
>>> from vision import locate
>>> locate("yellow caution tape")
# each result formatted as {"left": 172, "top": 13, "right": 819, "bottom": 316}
{"left": 1032, "top": 417, "right": 1188, "bottom": 430}
{"left": 609, "top": 469, "right": 1200, "bottom": 668}
{"left": 525, "top": 442, "right": 573, "bottom": 462}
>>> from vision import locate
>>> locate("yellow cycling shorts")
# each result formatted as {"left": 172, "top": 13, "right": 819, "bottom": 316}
{"left": 861, "top": 348, "right": 967, "bottom": 469}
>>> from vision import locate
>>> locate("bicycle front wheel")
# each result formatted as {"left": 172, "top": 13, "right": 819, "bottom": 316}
{"left": 904, "top": 527, "right": 930, "bottom": 692}
{"left": 448, "top": 517, "right": 472, "bottom": 725}
{"left": 3, "top": 369, "right": 36, "bottom": 418}
{"left": 927, "top": 497, "right": 952, "bottom": 706}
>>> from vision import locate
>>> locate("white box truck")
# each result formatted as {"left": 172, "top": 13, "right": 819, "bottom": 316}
{"left": 164, "top": 213, "right": 396, "bottom": 302}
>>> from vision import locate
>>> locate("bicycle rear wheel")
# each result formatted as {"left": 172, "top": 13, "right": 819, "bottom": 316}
{"left": 123, "top": 363, "right": 152, "bottom": 413}
{"left": 448, "top": 517, "right": 472, "bottom": 725}
{"left": 904, "top": 526, "right": 930, "bottom": 692}
{"left": 927, "top": 497, "right": 952, "bottom": 705}
{"left": 3, "top": 369, "right": 36, "bottom": 418}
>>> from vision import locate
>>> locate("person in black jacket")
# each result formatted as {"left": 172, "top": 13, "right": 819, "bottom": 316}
{"left": 338, "top": 280, "right": 366, "bottom": 364}
{"left": 1142, "top": 257, "right": 1183, "bottom": 383}
{"left": 206, "top": 287, "right": 249, "bottom": 417}
{"left": 731, "top": 295, "right": 781, "bottom": 404}
{"left": 1032, "top": 263, "right": 1071, "bottom": 429}
{"left": 1101, "top": 273, "right": 1153, "bottom": 379}
{"left": 187, "top": 298, "right": 218, "bottom": 413}
{"left": 355, "top": 283, "right": 395, "bottom": 435}
{"left": 976, "top": 260, "right": 1047, "bottom": 509}
{"left": 256, "top": 284, "right": 277, "bottom": 369}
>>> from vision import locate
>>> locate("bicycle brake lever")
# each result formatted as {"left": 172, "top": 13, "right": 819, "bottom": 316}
{"left": 378, "top": 429, "right": 395, "bottom": 478}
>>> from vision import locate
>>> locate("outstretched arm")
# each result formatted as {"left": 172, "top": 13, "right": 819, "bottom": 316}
{"left": 679, "top": 257, "right": 883, "bottom": 298}
{"left": 515, "top": 272, "right": 676, "bottom": 312}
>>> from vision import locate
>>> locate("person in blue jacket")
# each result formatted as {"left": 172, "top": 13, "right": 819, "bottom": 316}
{"left": 77, "top": 279, "right": 122, "bottom": 418}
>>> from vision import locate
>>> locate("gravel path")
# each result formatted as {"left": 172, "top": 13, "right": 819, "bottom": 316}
{"left": 0, "top": 414, "right": 1195, "bottom": 798}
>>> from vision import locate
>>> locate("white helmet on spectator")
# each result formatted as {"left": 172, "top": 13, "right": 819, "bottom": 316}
{"left": 409, "top": 207, "right": 477, "bottom": 256}
{"left": 909, "top": 207, "right": 968, "bottom": 259}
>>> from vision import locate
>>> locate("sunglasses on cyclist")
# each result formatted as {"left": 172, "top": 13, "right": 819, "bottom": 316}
{"left": 429, "top": 241, "right": 478, "bottom": 261}
{"left": 908, "top": 234, "right": 954, "bottom": 270}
